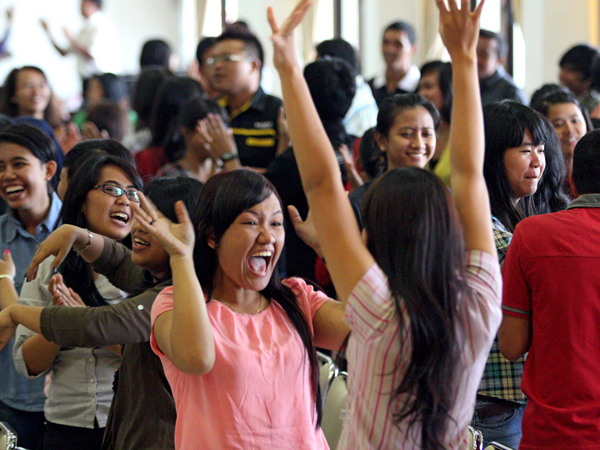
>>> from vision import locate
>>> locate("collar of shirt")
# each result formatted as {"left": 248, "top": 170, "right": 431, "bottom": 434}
{"left": 567, "top": 193, "right": 600, "bottom": 210}
{"left": 219, "top": 87, "right": 268, "bottom": 120}
{"left": 0, "top": 191, "right": 62, "bottom": 244}
{"left": 372, "top": 65, "right": 420, "bottom": 92}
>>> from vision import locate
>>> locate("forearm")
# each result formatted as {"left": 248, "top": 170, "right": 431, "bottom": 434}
{"left": 168, "top": 255, "right": 214, "bottom": 374}
{"left": 0, "top": 278, "right": 18, "bottom": 310}
{"left": 279, "top": 66, "right": 342, "bottom": 196}
{"left": 10, "top": 304, "right": 43, "bottom": 334}
{"left": 21, "top": 334, "right": 60, "bottom": 376}
{"left": 449, "top": 55, "right": 484, "bottom": 178}
{"left": 73, "top": 228, "right": 105, "bottom": 263}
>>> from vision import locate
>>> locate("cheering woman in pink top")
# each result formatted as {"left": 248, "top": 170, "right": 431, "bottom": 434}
{"left": 266, "top": 0, "right": 501, "bottom": 449}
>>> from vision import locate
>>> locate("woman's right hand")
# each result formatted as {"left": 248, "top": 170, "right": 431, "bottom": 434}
{"left": 0, "top": 306, "right": 17, "bottom": 351}
{"left": 49, "top": 274, "right": 86, "bottom": 307}
{"left": 131, "top": 194, "right": 195, "bottom": 259}
{"left": 26, "top": 225, "right": 87, "bottom": 281}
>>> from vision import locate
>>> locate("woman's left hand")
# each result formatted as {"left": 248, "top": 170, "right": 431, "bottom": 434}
{"left": 267, "top": 0, "right": 314, "bottom": 72}
{"left": 131, "top": 193, "right": 195, "bottom": 259}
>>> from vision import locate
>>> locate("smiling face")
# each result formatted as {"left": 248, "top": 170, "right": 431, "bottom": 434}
{"left": 503, "top": 130, "right": 546, "bottom": 202}
{"left": 0, "top": 142, "right": 55, "bottom": 213}
{"left": 209, "top": 39, "right": 258, "bottom": 96}
{"left": 131, "top": 218, "right": 170, "bottom": 278}
{"left": 212, "top": 193, "right": 284, "bottom": 294}
{"left": 546, "top": 102, "right": 586, "bottom": 161}
{"left": 81, "top": 165, "right": 135, "bottom": 241}
{"left": 382, "top": 29, "right": 415, "bottom": 73}
{"left": 13, "top": 69, "right": 51, "bottom": 119}
{"left": 377, "top": 106, "right": 436, "bottom": 170}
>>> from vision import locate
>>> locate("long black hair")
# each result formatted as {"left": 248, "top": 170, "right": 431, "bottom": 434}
{"left": 193, "top": 169, "right": 323, "bottom": 426}
{"left": 483, "top": 100, "right": 564, "bottom": 232}
{"left": 58, "top": 155, "right": 142, "bottom": 307}
{"left": 361, "top": 168, "right": 468, "bottom": 450}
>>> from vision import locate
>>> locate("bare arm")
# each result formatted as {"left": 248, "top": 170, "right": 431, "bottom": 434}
{"left": 21, "top": 334, "right": 60, "bottom": 376}
{"left": 268, "top": 1, "right": 374, "bottom": 304}
{"left": 40, "top": 19, "right": 70, "bottom": 56}
{"left": 437, "top": 0, "right": 496, "bottom": 257}
{"left": 132, "top": 195, "right": 215, "bottom": 375}
{"left": 498, "top": 314, "right": 531, "bottom": 361}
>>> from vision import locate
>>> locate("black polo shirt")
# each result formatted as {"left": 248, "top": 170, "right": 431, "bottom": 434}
{"left": 221, "top": 87, "right": 283, "bottom": 169}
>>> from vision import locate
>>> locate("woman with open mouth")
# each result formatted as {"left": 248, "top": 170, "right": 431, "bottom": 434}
{"left": 12, "top": 153, "right": 141, "bottom": 450}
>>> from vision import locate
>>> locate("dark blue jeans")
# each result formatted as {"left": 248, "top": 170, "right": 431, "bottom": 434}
{"left": 472, "top": 400, "right": 526, "bottom": 449}
{"left": 0, "top": 400, "right": 45, "bottom": 450}
{"left": 43, "top": 421, "right": 105, "bottom": 450}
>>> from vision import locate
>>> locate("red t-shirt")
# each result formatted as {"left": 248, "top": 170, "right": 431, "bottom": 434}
{"left": 502, "top": 204, "right": 600, "bottom": 449}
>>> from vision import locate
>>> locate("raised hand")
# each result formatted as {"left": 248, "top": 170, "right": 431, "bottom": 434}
{"left": 288, "top": 205, "right": 323, "bottom": 259}
{"left": 267, "top": 0, "right": 313, "bottom": 72}
{"left": 201, "top": 113, "right": 237, "bottom": 160}
{"left": 49, "top": 274, "right": 85, "bottom": 307}
{"left": 130, "top": 193, "right": 195, "bottom": 259}
{"left": 26, "top": 225, "right": 86, "bottom": 281}
{"left": 435, "top": 0, "right": 484, "bottom": 59}
{"left": 0, "top": 249, "right": 15, "bottom": 280}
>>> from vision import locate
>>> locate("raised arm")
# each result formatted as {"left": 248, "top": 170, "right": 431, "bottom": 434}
{"left": 26, "top": 225, "right": 105, "bottom": 282}
{"left": 268, "top": 1, "right": 374, "bottom": 303}
{"left": 131, "top": 195, "right": 214, "bottom": 375}
{"left": 436, "top": 0, "right": 496, "bottom": 256}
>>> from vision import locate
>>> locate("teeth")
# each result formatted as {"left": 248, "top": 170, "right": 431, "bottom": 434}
{"left": 133, "top": 237, "right": 149, "bottom": 246}
{"left": 5, "top": 186, "right": 24, "bottom": 193}
{"left": 253, "top": 251, "right": 272, "bottom": 257}
{"left": 110, "top": 212, "right": 129, "bottom": 222}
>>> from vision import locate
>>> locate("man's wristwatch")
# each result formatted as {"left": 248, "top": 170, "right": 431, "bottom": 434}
{"left": 220, "top": 152, "right": 238, "bottom": 163}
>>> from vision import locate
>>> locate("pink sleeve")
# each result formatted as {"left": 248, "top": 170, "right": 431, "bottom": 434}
{"left": 150, "top": 286, "right": 175, "bottom": 357}
{"left": 283, "top": 278, "right": 330, "bottom": 333}
{"left": 344, "top": 263, "right": 396, "bottom": 341}
{"left": 501, "top": 227, "right": 532, "bottom": 320}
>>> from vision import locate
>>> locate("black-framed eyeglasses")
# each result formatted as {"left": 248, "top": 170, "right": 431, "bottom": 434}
{"left": 205, "top": 53, "right": 253, "bottom": 66}
{"left": 93, "top": 184, "right": 140, "bottom": 202}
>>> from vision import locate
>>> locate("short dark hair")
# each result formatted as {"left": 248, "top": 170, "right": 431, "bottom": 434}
{"left": 86, "top": 101, "right": 130, "bottom": 142}
{"left": 216, "top": 29, "right": 264, "bottom": 68}
{"left": 63, "top": 139, "right": 136, "bottom": 181}
{"left": 91, "top": 73, "right": 128, "bottom": 103}
{"left": 559, "top": 44, "right": 600, "bottom": 81}
{"left": 529, "top": 83, "right": 569, "bottom": 111}
{"left": 358, "top": 128, "right": 383, "bottom": 179}
{"left": 132, "top": 68, "right": 170, "bottom": 129}
{"left": 572, "top": 129, "right": 600, "bottom": 194}
{"left": 140, "top": 39, "right": 172, "bottom": 69}
{"left": 304, "top": 58, "right": 356, "bottom": 122}
{"left": 532, "top": 90, "right": 593, "bottom": 132}
{"left": 196, "top": 36, "right": 217, "bottom": 66}
{"left": 0, "top": 123, "right": 56, "bottom": 164}
{"left": 85, "top": 0, "right": 102, "bottom": 9}
{"left": 479, "top": 29, "right": 507, "bottom": 58}
{"left": 384, "top": 21, "right": 416, "bottom": 45}
{"left": 316, "top": 38, "right": 358, "bottom": 72}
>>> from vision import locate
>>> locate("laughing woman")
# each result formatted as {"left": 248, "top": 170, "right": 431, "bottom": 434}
{"left": 13, "top": 154, "right": 141, "bottom": 450}
{"left": 0, "top": 123, "right": 60, "bottom": 450}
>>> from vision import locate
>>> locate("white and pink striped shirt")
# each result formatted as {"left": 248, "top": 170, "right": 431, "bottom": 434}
{"left": 337, "top": 250, "right": 502, "bottom": 449}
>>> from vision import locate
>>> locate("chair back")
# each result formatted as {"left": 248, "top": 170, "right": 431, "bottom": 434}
{"left": 321, "top": 371, "right": 348, "bottom": 449}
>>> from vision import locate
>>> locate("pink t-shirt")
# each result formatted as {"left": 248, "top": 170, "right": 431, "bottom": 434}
{"left": 151, "top": 278, "right": 330, "bottom": 450}
{"left": 337, "top": 250, "right": 502, "bottom": 449}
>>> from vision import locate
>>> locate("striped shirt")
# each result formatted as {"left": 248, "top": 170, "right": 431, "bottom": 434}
{"left": 337, "top": 250, "right": 502, "bottom": 449}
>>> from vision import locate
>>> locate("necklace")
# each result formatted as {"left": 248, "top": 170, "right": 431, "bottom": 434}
{"left": 217, "top": 295, "right": 263, "bottom": 315}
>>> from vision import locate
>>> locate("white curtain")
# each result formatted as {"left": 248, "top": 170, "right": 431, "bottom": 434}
{"left": 301, "top": 0, "right": 320, "bottom": 62}
{"left": 421, "top": 0, "right": 449, "bottom": 63}
{"left": 196, "top": 0, "right": 209, "bottom": 38}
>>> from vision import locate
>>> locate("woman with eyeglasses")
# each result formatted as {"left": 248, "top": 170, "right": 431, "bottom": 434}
{"left": 12, "top": 154, "right": 142, "bottom": 450}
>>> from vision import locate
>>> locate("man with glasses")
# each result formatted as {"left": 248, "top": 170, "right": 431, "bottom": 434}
{"left": 209, "top": 29, "right": 284, "bottom": 172}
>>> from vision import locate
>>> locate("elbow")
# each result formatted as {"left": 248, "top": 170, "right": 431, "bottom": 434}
{"left": 177, "top": 352, "right": 215, "bottom": 376}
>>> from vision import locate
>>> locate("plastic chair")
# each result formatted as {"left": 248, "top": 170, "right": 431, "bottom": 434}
{"left": 321, "top": 371, "right": 348, "bottom": 449}
{"left": 0, "top": 422, "right": 17, "bottom": 450}
{"left": 317, "top": 351, "right": 336, "bottom": 399}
